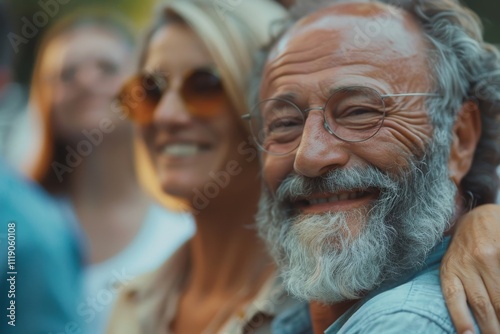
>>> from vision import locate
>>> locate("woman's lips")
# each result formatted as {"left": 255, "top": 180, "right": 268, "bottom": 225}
{"left": 156, "top": 141, "right": 214, "bottom": 162}
{"left": 161, "top": 143, "right": 209, "bottom": 157}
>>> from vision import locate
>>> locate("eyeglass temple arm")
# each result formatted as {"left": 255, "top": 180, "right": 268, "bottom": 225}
{"left": 381, "top": 93, "right": 441, "bottom": 98}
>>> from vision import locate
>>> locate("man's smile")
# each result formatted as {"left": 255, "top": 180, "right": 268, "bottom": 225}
{"left": 293, "top": 188, "right": 380, "bottom": 214}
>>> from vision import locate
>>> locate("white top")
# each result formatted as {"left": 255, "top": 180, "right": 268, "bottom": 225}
{"left": 80, "top": 204, "right": 195, "bottom": 334}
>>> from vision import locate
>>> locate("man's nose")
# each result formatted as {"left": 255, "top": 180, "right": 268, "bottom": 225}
{"left": 293, "top": 111, "right": 350, "bottom": 177}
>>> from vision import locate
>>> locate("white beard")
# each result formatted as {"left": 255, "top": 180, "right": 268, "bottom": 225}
{"left": 257, "top": 146, "right": 457, "bottom": 303}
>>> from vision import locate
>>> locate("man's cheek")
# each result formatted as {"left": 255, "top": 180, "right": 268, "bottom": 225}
{"left": 262, "top": 154, "right": 295, "bottom": 193}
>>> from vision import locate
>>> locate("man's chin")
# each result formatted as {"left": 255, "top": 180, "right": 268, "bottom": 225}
{"left": 290, "top": 207, "right": 371, "bottom": 246}
{"left": 276, "top": 209, "right": 389, "bottom": 303}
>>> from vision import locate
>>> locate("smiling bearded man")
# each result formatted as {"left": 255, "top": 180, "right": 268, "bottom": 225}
{"left": 249, "top": 0, "right": 500, "bottom": 333}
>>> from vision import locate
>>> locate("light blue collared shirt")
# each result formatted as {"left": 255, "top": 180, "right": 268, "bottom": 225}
{"left": 272, "top": 238, "right": 480, "bottom": 334}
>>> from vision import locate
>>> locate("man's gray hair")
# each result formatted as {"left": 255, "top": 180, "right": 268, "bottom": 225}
{"left": 250, "top": 0, "right": 500, "bottom": 206}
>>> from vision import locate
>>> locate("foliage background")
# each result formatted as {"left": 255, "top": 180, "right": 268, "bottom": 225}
{"left": 4, "top": 0, "right": 500, "bottom": 84}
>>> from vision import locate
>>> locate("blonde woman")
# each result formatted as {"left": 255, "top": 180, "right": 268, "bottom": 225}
{"left": 108, "top": 0, "right": 500, "bottom": 333}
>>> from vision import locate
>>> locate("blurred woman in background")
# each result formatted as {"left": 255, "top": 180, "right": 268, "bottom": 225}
{"left": 22, "top": 10, "right": 194, "bottom": 333}
{"left": 108, "top": 0, "right": 500, "bottom": 333}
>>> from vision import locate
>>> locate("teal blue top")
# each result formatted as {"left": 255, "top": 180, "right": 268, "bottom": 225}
{"left": 0, "top": 159, "right": 83, "bottom": 333}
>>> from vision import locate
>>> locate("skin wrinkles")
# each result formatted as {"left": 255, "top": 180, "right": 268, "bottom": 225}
{"left": 262, "top": 40, "right": 430, "bottom": 107}
{"left": 261, "top": 3, "right": 436, "bottom": 198}
{"left": 267, "top": 63, "right": 389, "bottom": 105}
{"left": 378, "top": 103, "right": 434, "bottom": 157}
{"left": 264, "top": 59, "right": 433, "bottom": 160}
{"left": 262, "top": 3, "right": 430, "bottom": 99}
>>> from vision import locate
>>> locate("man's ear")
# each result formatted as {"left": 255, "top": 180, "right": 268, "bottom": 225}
{"left": 448, "top": 100, "right": 481, "bottom": 186}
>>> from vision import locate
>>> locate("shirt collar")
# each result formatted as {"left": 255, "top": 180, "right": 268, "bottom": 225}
{"left": 271, "top": 302, "right": 311, "bottom": 334}
{"left": 324, "top": 236, "right": 451, "bottom": 334}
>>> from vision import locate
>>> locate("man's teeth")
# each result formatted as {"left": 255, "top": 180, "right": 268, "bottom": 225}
{"left": 163, "top": 144, "right": 203, "bottom": 157}
{"left": 307, "top": 191, "right": 367, "bottom": 205}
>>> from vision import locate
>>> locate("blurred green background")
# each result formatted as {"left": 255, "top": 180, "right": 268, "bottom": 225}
{"left": 5, "top": 0, "right": 158, "bottom": 84}
{"left": 465, "top": 0, "right": 500, "bottom": 44}
{"left": 4, "top": 0, "right": 500, "bottom": 84}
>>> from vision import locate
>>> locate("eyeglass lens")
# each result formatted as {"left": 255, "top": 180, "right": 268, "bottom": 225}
{"left": 119, "top": 68, "right": 226, "bottom": 124}
{"left": 250, "top": 86, "right": 386, "bottom": 155}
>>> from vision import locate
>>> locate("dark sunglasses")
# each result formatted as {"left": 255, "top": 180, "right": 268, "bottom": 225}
{"left": 118, "top": 67, "right": 227, "bottom": 125}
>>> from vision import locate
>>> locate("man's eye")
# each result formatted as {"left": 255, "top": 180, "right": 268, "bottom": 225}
{"left": 337, "top": 107, "right": 382, "bottom": 118}
{"left": 268, "top": 118, "right": 298, "bottom": 131}
{"left": 333, "top": 107, "right": 384, "bottom": 130}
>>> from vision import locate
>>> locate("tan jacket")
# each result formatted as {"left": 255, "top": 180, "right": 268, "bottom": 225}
{"left": 106, "top": 243, "right": 297, "bottom": 334}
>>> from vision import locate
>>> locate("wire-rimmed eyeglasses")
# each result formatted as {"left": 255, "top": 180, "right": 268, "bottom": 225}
{"left": 242, "top": 86, "right": 440, "bottom": 155}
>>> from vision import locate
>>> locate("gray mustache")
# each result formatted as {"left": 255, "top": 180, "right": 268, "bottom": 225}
{"left": 275, "top": 165, "right": 401, "bottom": 204}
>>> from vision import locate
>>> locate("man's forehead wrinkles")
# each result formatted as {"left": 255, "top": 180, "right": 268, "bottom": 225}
{"left": 261, "top": 1, "right": 432, "bottom": 104}
{"left": 263, "top": 69, "right": 322, "bottom": 100}
{"left": 266, "top": 49, "right": 390, "bottom": 85}
{"left": 270, "top": 31, "right": 419, "bottom": 70}
{"left": 266, "top": 51, "right": 335, "bottom": 79}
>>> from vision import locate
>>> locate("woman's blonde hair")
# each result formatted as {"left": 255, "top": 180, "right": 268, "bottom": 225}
{"left": 135, "top": 0, "right": 289, "bottom": 211}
